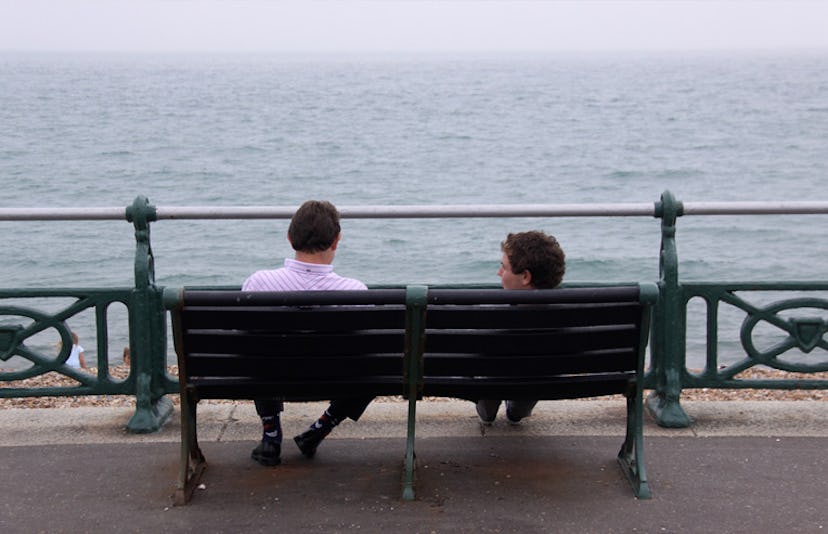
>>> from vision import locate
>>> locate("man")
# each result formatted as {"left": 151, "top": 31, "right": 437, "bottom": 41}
{"left": 242, "top": 200, "right": 372, "bottom": 466}
{"left": 476, "top": 230, "right": 566, "bottom": 425}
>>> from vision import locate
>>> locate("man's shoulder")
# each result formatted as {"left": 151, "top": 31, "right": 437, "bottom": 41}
{"left": 242, "top": 268, "right": 287, "bottom": 291}
{"left": 347, "top": 278, "right": 369, "bottom": 290}
{"left": 330, "top": 274, "right": 368, "bottom": 290}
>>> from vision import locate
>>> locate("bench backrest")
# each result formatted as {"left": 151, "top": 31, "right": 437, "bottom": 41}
{"left": 420, "top": 286, "right": 652, "bottom": 400}
{"left": 169, "top": 289, "right": 411, "bottom": 400}
{"left": 168, "top": 284, "right": 655, "bottom": 402}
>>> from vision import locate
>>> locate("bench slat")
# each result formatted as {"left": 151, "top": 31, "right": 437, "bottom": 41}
{"left": 185, "top": 353, "right": 404, "bottom": 379}
{"left": 425, "top": 302, "right": 642, "bottom": 329}
{"left": 182, "top": 289, "right": 406, "bottom": 306}
{"left": 182, "top": 330, "right": 405, "bottom": 357}
{"left": 180, "top": 306, "right": 407, "bottom": 331}
{"left": 186, "top": 379, "right": 404, "bottom": 401}
{"left": 422, "top": 372, "right": 632, "bottom": 400}
{"left": 424, "top": 348, "right": 637, "bottom": 376}
{"left": 424, "top": 325, "right": 640, "bottom": 355}
{"left": 426, "top": 286, "right": 640, "bottom": 304}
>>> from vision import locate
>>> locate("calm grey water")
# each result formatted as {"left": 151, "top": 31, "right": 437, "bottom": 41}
{"left": 1, "top": 51, "right": 827, "bottom": 369}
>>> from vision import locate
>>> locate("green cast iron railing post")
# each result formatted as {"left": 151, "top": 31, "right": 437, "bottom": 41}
{"left": 646, "top": 190, "right": 692, "bottom": 427}
{"left": 124, "top": 195, "right": 174, "bottom": 433}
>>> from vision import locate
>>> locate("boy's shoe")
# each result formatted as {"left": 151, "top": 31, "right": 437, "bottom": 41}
{"left": 251, "top": 440, "right": 281, "bottom": 466}
{"left": 505, "top": 412, "right": 523, "bottom": 425}
{"left": 505, "top": 403, "right": 523, "bottom": 425}
{"left": 294, "top": 426, "right": 331, "bottom": 458}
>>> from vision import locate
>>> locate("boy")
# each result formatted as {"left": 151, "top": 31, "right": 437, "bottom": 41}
{"left": 476, "top": 230, "right": 566, "bottom": 425}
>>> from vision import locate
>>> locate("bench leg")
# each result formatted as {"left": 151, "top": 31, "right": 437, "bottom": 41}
{"left": 617, "top": 389, "right": 651, "bottom": 499}
{"left": 402, "top": 394, "right": 417, "bottom": 501}
{"left": 174, "top": 391, "right": 207, "bottom": 506}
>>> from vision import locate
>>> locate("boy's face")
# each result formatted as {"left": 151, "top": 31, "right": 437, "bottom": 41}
{"left": 497, "top": 252, "right": 531, "bottom": 290}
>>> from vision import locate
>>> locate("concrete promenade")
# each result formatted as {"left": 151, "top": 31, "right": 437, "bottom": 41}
{"left": 1, "top": 399, "right": 827, "bottom": 533}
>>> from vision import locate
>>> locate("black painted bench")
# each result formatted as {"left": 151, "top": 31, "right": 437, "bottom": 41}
{"left": 165, "top": 283, "right": 657, "bottom": 504}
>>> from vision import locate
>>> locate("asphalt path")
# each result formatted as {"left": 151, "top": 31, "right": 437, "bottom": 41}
{"left": 1, "top": 399, "right": 826, "bottom": 533}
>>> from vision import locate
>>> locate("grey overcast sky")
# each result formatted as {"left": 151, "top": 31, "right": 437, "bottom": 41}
{"left": 1, "top": 1, "right": 827, "bottom": 54}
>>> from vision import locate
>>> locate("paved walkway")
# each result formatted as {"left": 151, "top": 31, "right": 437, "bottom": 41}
{"left": 1, "top": 399, "right": 827, "bottom": 533}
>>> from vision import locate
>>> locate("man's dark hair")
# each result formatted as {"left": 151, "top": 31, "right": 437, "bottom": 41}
{"left": 288, "top": 200, "right": 341, "bottom": 253}
{"left": 502, "top": 231, "right": 566, "bottom": 289}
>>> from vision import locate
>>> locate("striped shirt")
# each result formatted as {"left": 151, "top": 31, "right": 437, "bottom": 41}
{"left": 242, "top": 258, "right": 367, "bottom": 292}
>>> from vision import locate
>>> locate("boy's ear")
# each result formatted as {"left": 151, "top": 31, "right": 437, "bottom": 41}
{"left": 521, "top": 270, "right": 533, "bottom": 288}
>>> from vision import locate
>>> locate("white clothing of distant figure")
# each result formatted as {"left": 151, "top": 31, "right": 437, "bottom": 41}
{"left": 65, "top": 331, "right": 87, "bottom": 369}
{"left": 67, "top": 344, "right": 84, "bottom": 367}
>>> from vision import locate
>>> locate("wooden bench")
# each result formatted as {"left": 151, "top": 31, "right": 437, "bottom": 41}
{"left": 165, "top": 283, "right": 657, "bottom": 505}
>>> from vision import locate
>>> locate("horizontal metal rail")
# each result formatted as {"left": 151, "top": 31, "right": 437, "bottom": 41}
{"left": 156, "top": 203, "right": 658, "bottom": 219}
{"left": 0, "top": 207, "right": 128, "bottom": 221}
{"left": 3, "top": 201, "right": 828, "bottom": 221}
{"left": 681, "top": 201, "right": 828, "bottom": 215}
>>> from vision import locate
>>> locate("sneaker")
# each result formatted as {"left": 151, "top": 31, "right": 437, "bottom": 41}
{"left": 251, "top": 440, "right": 281, "bottom": 466}
{"left": 475, "top": 401, "right": 496, "bottom": 426}
{"left": 294, "top": 426, "right": 331, "bottom": 458}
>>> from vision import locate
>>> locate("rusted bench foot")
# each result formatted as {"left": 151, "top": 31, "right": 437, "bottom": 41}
{"left": 174, "top": 452, "right": 207, "bottom": 506}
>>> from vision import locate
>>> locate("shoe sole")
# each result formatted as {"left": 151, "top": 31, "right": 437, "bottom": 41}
{"left": 293, "top": 435, "right": 318, "bottom": 458}
{"left": 251, "top": 452, "right": 281, "bottom": 466}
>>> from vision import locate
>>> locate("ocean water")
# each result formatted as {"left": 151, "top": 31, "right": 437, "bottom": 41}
{"left": 1, "top": 51, "right": 827, "bottom": 369}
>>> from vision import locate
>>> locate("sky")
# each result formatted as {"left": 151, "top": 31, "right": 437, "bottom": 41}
{"left": 1, "top": 0, "right": 827, "bottom": 54}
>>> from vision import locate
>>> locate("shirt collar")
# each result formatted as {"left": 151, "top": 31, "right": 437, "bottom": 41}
{"left": 284, "top": 258, "right": 333, "bottom": 275}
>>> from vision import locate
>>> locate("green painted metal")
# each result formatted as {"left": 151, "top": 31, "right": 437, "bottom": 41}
{"left": 124, "top": 196, "right": 176, "bottom": 432}
{"left": 163, "top": 286, "right": 207, "bottom": 505}
{"left": 4, "top": 190, "right": 828, "bottom": 434}
{"left": 616, "top": 282, "right": 658, "bottom": 499}
{"left": 0, "top": 284, "right": 177, "bottom": 432}
{"left": 402, "top": 284, "right": 428, "bottom": 502}
{"left": 645, "top": 193, "right": 828, "bottom": 428}
{"left": 679, "top": 282, "right": 828, "bottom": 390}
{"left": 0, "top": 288, "right": 136, "bottom": 395}
{"left": 646, "top": 190, "right": 693, "bottom": 427}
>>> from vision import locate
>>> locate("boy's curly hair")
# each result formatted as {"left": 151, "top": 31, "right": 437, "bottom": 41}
{"left": 502, "top": 231, "right": 565, "bottom": 289}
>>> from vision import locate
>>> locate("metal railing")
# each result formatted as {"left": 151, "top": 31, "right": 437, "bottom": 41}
{"left": 2, "top": 190, "right": 827, "bottom": 431}
{"left": 5, "top": 200, "right": 828, "bottom": 222}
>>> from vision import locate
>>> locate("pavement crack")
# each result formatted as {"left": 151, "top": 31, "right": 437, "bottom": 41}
{"left": 215, "top": 404, "right": 237, "bottom": 442}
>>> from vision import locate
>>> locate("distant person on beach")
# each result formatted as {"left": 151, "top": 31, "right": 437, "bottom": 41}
{"left": 475, "top": 230, "right": 566, "bottom": 425}
{"left": 242, "top": 200, "right": 372, "bottom": 467}
{"left": 65, "top": 331, "right": 87, "bottom": 369}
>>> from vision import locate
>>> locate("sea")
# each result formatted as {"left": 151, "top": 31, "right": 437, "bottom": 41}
{"left": 1, "top": 50, "right": 827, "bottom": 370}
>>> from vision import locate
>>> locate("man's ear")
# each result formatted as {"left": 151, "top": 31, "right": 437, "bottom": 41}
{"left": 330, "top": 232, "right": 342, "bottom": 251}
{"left": 521, "top": 270, "right": 533, "bottom": 288}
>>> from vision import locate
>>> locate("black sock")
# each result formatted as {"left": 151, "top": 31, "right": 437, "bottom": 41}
{"left": 310, "top": 409, "right": 341, "bottom": 432}
{"left": 261, "top": 415, "right": 282, "bottom": 443}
